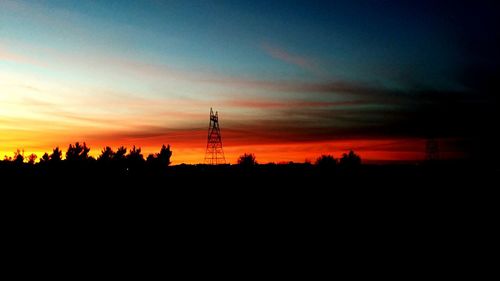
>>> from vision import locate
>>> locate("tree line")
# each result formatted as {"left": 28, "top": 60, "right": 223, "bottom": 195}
{"left": 1, "top": 142, "right": 172, "bottom": 169}
{"left": 236, "top": 151, "right": 361, "bottom": 168}
{"left": 2, "top": 141, "right": 361, "bottom": 170}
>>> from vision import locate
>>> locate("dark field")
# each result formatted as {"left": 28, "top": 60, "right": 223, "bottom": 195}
{"left": 2, "top": 160, "right": 495, "bottom": 249}
{"left": 2, "top": 160, "right": 496, "bottom": 188}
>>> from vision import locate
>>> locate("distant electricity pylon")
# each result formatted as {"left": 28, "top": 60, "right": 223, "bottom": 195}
{"left": 426, "top": 138, "right": 440, "bottom": 161}
{"left": 204, "top": 108, "right": 226, "bottom": 165}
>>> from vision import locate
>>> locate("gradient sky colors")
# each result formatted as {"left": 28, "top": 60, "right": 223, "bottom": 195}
{"left": 1, "top": 0, "right": 498, "bottom": 163}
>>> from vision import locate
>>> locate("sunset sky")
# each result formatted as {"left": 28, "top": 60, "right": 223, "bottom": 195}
{"left": 1, "top": 0, "right": 498, "bottom": 164}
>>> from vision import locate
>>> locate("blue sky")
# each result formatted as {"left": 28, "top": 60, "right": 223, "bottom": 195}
{"left": 1, "top": 0, "right": 461, "bottom": 84}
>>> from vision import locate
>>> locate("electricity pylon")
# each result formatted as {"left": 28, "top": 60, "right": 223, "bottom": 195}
{"left": 204, "top": 108, "right": 226, "bottom": 164}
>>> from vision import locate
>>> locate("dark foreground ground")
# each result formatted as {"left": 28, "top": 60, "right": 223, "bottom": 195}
{"left": 1, "top": 160, "right": 496, "bottom": 266}
{"left": 1, "top": 160, "right": 497, "bottom": 194}
{"left": 3, "top": 160, "right": 496, "bottom": 228}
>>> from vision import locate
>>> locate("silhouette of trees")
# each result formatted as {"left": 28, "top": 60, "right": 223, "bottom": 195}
{"left": 2, "top": 151, "right": 20, "bottom": 162}
{"left": 27, "top": 153, "right": 37, "bottom": 165}
{"left": 13, "top": 149, "right": 24, "bottom": 164}
{"left": 98, "top": 146, "right": 115, "bottom": 162}
{"left": 315, "top": 155, "right": 337, "bottom": 168}
{"left": 238, "top": 153, "right": 257, "bottom": 166}
{"left": 1, "top": 150, "right": 29, "bottom": 165}
{"left": 126, "top": 146, "right": 145, "bottom": 174}
{"left": 339, "top": 150, "right": 361, "bottom": 169}
{"left": 146, "top": 154, "right": 155, "bottom": 163}
{"left": 50, "top": 147, "right": 62, "bottom": 163}
{"left": 127, "top": 146, "right": 144, "bottom": 162}
{"left": 66, "top": 142, "right": 91, "bottom": 162}
{"left": 158, "top": 145, "right": 172, "bottom": 167}
{"left": 0, "top": 142, "right": 177, "bottom": 177}
{"left": 40, "top": 153, "right": 50, "bottom": 163}
{"left": 115, "top": 146, "right": 127, "bottom": 161}
{"left": 146, "top": 145, "right": 172, "bottom": 171}
{"left": 93, "top": 145, "right": 127, "bottom": 173}
{"left": 4, "top": 139, "right": 481, "bottom": 187}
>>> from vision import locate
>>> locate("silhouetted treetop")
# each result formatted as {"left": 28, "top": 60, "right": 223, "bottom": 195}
{"left": 40, "top": 153, "right": 50, "bottom": 163}
{"left": 14, "top": 149, "right": 24, "bottom": 164}
{"left": 127, "top": 146, "right": 144, "bottom": 162}
{"left": 315, "top": 154, "right": 337, "bottom": 168}
{"left": 238, "top": 153, "right": 257, "bottom": 166}
{"left": 66, "top": 142, "right": 90, "bottom": 161}
{"left": 146, "top": 145, "right": 173, "bottom": 170}
{"left": 115, "top": 146, "right": 127, "bottom": 161}
{"left": 98, "top": 146, "right": 115, "bottom": 162}
{"left": 340, "top": 150, "right": 361, "bottom": 167}
{"left": 28, "top": 153, "right": 37, "bottom": 165}
{"left": 50, "top": 147, "right": 62, "bottom": 163}
{"left": 158, "top": 144, "right": 172, "bottom": 166}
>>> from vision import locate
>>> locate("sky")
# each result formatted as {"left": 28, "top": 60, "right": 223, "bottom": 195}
{"left": 1, "top": 0, "right": 498, "bottom": 164}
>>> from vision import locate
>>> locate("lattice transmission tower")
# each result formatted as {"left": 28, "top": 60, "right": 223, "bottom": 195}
{"left": 204, "top": 108, "right": 226, "bottom": 164}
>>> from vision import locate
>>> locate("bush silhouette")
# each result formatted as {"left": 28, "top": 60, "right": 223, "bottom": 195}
{"left": 315, "top": 155, "right": 337, "bottom": 168}
{"left": 238, "top": 153, "right": 257, "bottom": 166}
{"left": 339, "top": 150, "right": 361, "bottom": 168}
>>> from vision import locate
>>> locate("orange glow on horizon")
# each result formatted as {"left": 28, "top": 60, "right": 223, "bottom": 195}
{"left": 1, "top": 137, "right": 461, "bottom": 164}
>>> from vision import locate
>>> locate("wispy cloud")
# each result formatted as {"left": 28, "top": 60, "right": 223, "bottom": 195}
{"left": 224, "top": 99, "right": 367, "bottom": 109}
{"left": 261, "top": 42, "right": 319, "bottom": 73}
{"left": 1, "top": 39, "right": 388, "bottom": 98}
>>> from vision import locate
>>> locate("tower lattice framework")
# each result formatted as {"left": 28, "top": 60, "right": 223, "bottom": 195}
{"left": 205, "top": 108, "right": 226, "bottom": 164}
